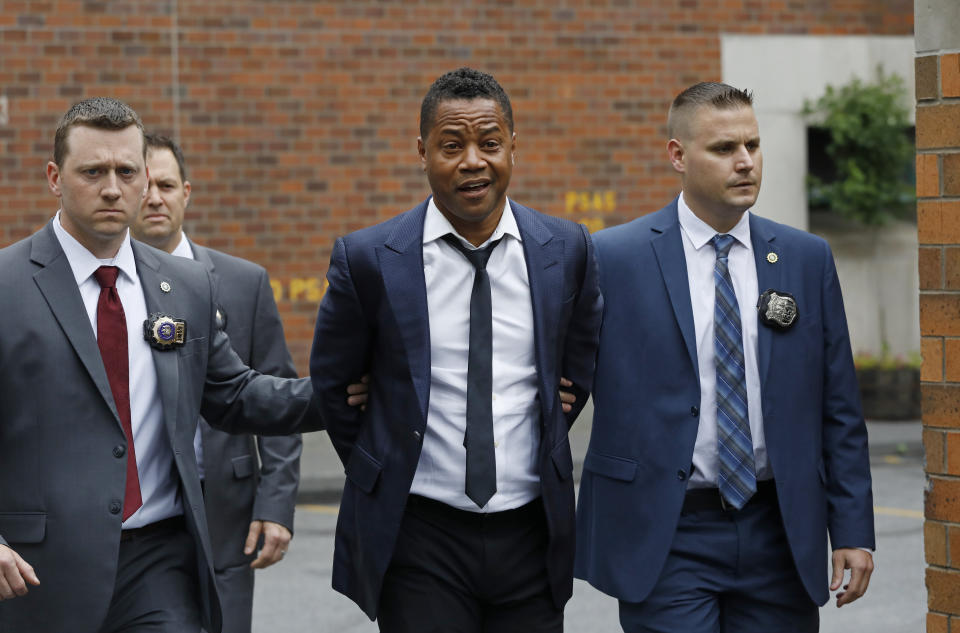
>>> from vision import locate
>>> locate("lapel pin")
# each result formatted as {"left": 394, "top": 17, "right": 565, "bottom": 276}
{"left": 215, "top": 306, "right": 228, "bottom": 331}
{"left": 766, "top": 252, "right": 778, "bottom": 264}
{"left": 143, "top": 313, "right": 187, "bottom": 350}
{"left": 160, "top": 281, "right": 172, "bottom": 293}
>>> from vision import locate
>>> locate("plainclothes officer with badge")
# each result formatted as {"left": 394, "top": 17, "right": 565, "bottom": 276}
{"left": 130, "top": 133, "right": 304, "bottom": 633}
{"left": 573, "top": 82, "right": 874, "bottom": 633}
{"left": 0, "top": 97, "right": 324, "bottom": 633}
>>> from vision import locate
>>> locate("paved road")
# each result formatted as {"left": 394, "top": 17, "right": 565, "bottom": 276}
{"left": 252, "top": 421, "right": 924, "bottom": 632}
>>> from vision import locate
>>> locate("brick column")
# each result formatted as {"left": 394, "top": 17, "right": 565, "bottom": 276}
{"left": 918, "top": 1, "right": 960, "bottom": 630}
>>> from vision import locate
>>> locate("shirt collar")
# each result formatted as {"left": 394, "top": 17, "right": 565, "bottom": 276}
{"left": 422, "top": 196, "right": 522, "bottom": 249}
{"left": 170, "top": 232, "right": 194, "bottom": 260}
{"left": 53, "top": 210, "right": 139, "bottom": 286}
{"left": 677, "top": 192, "right": 752, "bottom": 252}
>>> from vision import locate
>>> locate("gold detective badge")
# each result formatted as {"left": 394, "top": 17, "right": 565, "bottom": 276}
{"left": 143, "top": 313, "right": 186, "bottom": 350}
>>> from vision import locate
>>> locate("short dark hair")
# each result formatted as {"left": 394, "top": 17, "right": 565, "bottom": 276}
{"left": 54, "top": 97, "right": 144, "bottom": 167}
{"left": 667, "top": 82, "right": 754, "bottom": 139}
{"left": 419, "top": 67, "right": 514, "bottom": 139}
{"left": 145, "top": 133, "right": 188, "bottom": 182}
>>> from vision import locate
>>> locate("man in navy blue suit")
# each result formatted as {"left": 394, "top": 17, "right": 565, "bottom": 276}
{"left": 574, "top": 82, "right": 875, "bottom": 632}
{"left": 310, "top": 68, "right": 602, "bottom": 632}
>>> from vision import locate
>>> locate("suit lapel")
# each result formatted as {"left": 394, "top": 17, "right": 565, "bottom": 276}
{"left": 512, "top": 202, "right": 562, "bottom": 421}
{"left": 749, "top": 214, "right": 781, "bottom": 389}
{"left": 649, "top": 202, "right": 698, "bottom": 379}
{"left": 189, "top": 240, "right": 215, "bottom": 273}
{"left": 132, "top": 241, "right": 181, "bottom": 440}
{"left": 31, "top": 223, "right": 121, "bottom": 424}
{"left": 378, "top": 202, "right": 431, "bottom": 423}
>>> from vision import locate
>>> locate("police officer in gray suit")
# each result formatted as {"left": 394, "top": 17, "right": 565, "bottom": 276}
{"left": 131, "top": 134, "right": 302, "bottom": 633}
{"left": 0, "top": 98, "right": 322, "bottom": 633}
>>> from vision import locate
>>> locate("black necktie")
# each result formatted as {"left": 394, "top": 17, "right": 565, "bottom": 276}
{"left": 442, "top": 234, "right": 504, "bottom": 508}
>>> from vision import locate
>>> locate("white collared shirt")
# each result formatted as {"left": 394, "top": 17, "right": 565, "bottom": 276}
{"left": 168, "top": 233, "right": 207, "bottom": 480}
{"left": 677, "top": 194, "right": 772, "bottom": 488}
{"left": 410, "top": 197, "right": 541, "bottom": 512}
{"left": 53, "top": 212, "right": 181, "bottom": 527}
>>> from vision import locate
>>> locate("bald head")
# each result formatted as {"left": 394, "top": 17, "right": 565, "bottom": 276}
{"left": 667, "top": 82, "right": 754, "bottom": 141}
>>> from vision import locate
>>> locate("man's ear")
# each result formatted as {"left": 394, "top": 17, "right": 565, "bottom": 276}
{"left": 417, "top": 137, "right": 427, "bottom": 171}
{"left": 666, "top": 139, "right": 686, "bottom": 174}
{"left": 183, "top": 180, "right": 192, "bottom": 207}
{"left": 46, "top": 161, "right": 62, "bottom": 198}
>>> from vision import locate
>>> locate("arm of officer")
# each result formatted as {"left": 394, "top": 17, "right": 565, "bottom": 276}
{"left": 819, "top": 241, "right": 875, "bottom": 606}
{"left": 200, "top": 269, "right": 322, "bottom": 437}
{"left": 246, "top": 266, "right": 302, "bottom": 569}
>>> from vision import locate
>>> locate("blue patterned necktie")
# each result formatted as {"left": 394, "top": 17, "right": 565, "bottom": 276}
{"left": 711, "top": 234, "right": 756, "bottom": 509}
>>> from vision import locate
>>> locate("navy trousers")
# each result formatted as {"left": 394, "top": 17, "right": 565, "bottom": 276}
{"left": 619, "top": 488, "right": 818, "bottom": 633}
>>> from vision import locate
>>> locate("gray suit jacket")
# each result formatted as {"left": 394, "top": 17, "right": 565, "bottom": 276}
{"left": 0, "top": 222, "right": 322, "bottom": 633}
{"left": 191, "top": 241, "right": 302, "bottom": 570}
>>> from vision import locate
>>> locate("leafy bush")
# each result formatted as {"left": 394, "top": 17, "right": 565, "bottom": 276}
{"left": 803, "top": 68, "right": 915, "bottom": 225}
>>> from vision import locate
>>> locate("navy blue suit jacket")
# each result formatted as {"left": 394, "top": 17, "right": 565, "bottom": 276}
{"left": 574, "top": 199, "right": 874, "bottom": 606}
{"left": 310, "top": 198, "right": 603, "bottom": 619}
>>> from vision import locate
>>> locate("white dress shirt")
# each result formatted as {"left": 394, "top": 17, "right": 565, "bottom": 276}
{"left": 410, "top": 197, "right": 541, "bottom": 512}
{"left": 677, "top": 194, "right": 772, "bottom": 488}
{"left": 53, "top": 212, "right": 182, "bottom": 527}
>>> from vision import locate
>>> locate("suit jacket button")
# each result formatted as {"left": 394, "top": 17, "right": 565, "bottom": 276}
{"left": 677, "top": 470, "right": 687, "bottom": 480}
{"left": 109, "top": 501, "right": 122, "bottom": 515}
{"left": 413, "top": 430, "right": 422, "bottom": 441}
{"left": 113, "top": 445, "right": 126, "bottom": 458}
{"left": 690, "top": 406, "right": 699, "bottom": 417}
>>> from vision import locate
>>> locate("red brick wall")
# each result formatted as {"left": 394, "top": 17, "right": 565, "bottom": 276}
{"left": 920, "top": 49, "right": 960, "bottom": 631}
{"left": 0, "top": 0, "right": 914, "bottom": 372}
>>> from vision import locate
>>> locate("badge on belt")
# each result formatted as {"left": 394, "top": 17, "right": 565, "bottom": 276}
{"left": 756, "top": 289, "right": 798, "bottom": 330}
{"left": 143, "top": 313, "right": 187, "bottom": 350}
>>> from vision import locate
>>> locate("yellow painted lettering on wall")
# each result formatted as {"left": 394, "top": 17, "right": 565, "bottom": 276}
{"left": 564, "top": 190, "right": 616, "bottom": 214}
{"left": 275, "top": 277, "right": 329, "bottom": 303}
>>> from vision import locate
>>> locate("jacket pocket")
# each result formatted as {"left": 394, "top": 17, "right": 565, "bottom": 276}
{"left": 0, "top": 512, "right": 46, "bottom": 544}
{"left": 583, "top": 452, "right": 637, "bottom": 482}
{"left": 345, "top": 445, "right": 383, "bottom": 494}
{"left": 232, "top": 455, "right": 254, "bottom": 479}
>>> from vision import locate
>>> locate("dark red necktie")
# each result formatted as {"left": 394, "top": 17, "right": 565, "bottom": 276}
{"left": 93, "top": 266, "right": 143, "bottom": 521}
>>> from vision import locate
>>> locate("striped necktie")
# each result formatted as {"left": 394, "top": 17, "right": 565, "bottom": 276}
{"left": 711, "top": 234, "right": 756, "bottom": 510}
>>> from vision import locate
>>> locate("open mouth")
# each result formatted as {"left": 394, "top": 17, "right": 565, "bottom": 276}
{"left": 458, "top": 180, "right": 491, "bottom": 198}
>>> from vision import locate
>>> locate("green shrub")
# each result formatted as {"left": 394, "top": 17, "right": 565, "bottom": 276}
{"left": 803, "top": 68, "right": 915, "bottom": 226}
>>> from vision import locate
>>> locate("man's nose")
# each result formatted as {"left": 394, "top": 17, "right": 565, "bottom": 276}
{"left": 145, "top": 184, "right": 162, "bottom": 206}
{"left": 101, "top": 172, "right": 121, "bottom": 200}
{"left": 459, "top": 144, "right": 486, "bottom": 171}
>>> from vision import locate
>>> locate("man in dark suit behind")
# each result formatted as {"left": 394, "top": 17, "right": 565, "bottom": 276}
{"left": 310, "top": 67, "right": 603, "bottom": 632}
{"left": 574, "top": 82, "right": 875, "bottom": 632}
{"left": 130, "top": 134, "right": 303, "bottom": 633}
{"left": 0, "top": 97, "right": 322, "bottom": 633}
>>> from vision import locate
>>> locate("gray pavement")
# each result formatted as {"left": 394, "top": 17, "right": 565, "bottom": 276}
{"left": 258, "top": 417, "right": 924, "bottom": 632}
